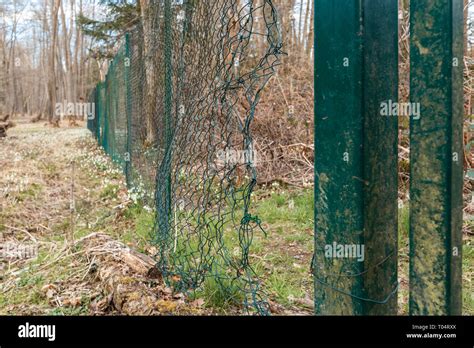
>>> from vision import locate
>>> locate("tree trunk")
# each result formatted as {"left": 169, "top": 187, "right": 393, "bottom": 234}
{"left": 47, "top": 0, "right": 60, "bottom": 122}
{"left": 140, "top": 0, "right": 157, "bottom": 144}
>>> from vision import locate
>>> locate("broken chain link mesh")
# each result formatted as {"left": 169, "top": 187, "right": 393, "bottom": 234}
{"left": 89, "top": 0, "right": 282, "bottom": 314}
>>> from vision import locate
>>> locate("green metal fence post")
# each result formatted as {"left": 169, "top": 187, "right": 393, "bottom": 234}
{"left": 103, "top": 75, "right": 109, "bottom": 154}
{"left": 409, "top": 0, "right": 464, "bottom": 315}
{"left": 125, "top": 32, "right": 132, "bottom": 187}
{"left": 95, "top": 86, "right": 100, "bottom": 141}
{"left": 362, "top": 0, "right": 399, "bottom": 316}
{"left": 314, "top": 0, "right": 398, "bottom": 315}
{"left": 99, "top": 83, "right": 105, "bottom": 146}
{"left": 314, "top": 0, "right": 365, "bottom": 315}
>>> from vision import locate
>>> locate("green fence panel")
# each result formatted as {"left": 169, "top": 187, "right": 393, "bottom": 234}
{"left": 314, "top": 0, "right": 398, "bottom": 315}
{"left": 409, "top": 0, "right": 464, "bottom": 315}
{"left": 91, "top": 44, "right": 129, "bottom": 175}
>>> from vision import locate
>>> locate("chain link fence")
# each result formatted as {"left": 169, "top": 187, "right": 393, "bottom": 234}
{"left": 88, "top": 0, "right": 282, "bottom": 314}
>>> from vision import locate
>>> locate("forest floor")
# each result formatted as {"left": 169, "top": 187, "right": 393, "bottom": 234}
{"left": 0, "top": 120, "right": 209, "bottom": 315}
{"left": 0, "top": 120, "right": 472, "bottom": 315}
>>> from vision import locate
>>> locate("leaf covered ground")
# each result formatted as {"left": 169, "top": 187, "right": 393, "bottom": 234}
{"left": 0, "top": 121, "right": 206, "bottom": 315}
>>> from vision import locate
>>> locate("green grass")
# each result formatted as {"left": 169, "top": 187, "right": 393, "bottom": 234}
{"left": 253, "top": 189, "right": 314, "bottom": 228}
{"left": 462, "top": 240, "right": 474, "bottom": 315}
{"left": 193, "top": 275, "right": 246, "bottom": 311}
{"left": 398, "top": 204, "right": 410, "bottom": 245}
{"left": 49, "top": 306, "right": 90, "bottom": 316}
{"left": 398, "top": 204, "right": 410, "bottom": 314}
{"left": 40, "top": 162, "right": 59, "bottom": 180}
{"left": 250, "top": 188, "right": 314, "bottom": 309}
{"left": 0, "top": 267, "right": 47, "bottom": 311}
{"left": 100, "top": 184, "right": 120, "bottom": 200}
{"left": 16, "top": 182, "right": 43, "bottom": 202}
{"left": 48, "top": 296, "right": 91, "bottom": 316}
{"left": 120, "top": 204, "right": 155, "bottom": 252}
{"left": 187, "top": 187, "right": 315, "bottom": 311}
{"left": 267, "top": 269, "right": 307, "bottom": 305}
{"left": 0, "top": 241, "right": 97, "bottom": 315}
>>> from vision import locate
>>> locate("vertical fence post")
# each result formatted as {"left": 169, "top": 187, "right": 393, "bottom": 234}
{"left": 409, "top": 0, "right": 464, "bottom": 315}
{"left": 125, "top": 32, "right": 132, "bottom": 187}
{"left": 362, "top": 0, "right": 399, "bottom": 315}
{"left": 103, "top": 76, "right": 109, "bottom": 154}
{"left": 314, "top": 0, "right": 398, "bottom": 315}
{"left": 314, "top": 0, "right": 365, "bottom": 315}
{"left": 99, "top": 83, "right": 105, "bottom": 146}
{"left": 95, "top": 86, "right": 100, "bottom": 141}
